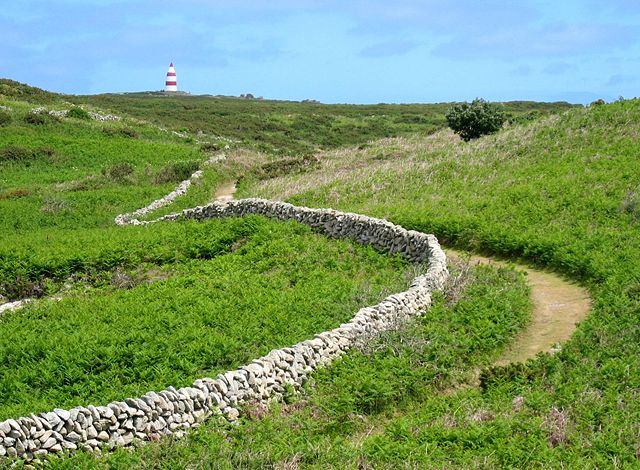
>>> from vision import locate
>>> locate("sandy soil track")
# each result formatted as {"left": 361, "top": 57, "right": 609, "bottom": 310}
{"left": 446, "top": 250, "right": 591, "bottom": 365}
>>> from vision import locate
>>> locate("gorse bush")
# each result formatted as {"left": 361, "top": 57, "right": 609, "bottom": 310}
{"left": 102, "top": 162, "right": 135, "bottom": 182}
{"left": 0, "top": 145, "right": 56, "bottom": 163}
{"left": 102, "top": 127, "right": 139, "bottom": 139}
{"left": 66, "top": 107, "right": 91, "bottom": 120}
{"left": 0, "top": 110, "right": 11, "bottom": 126}
{"left": 445, "top": 98, "right": 506, "bottom": 141}
{"left": 155, "top": 160, "right": 200, "bottom": 183}
{"left": 23, "top": 112, "right": 58, "bottom": 125}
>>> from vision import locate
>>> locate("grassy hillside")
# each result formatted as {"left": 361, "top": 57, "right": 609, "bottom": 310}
{"left": 0, "top": 92, "right": 411, "bottom": 431}
{"left": 45, "top": 262, "right": 532, "bottom": 469}
{"left": 224, "top": 100, "right": 639, "bottom": 466}
{"left": 60, "top": 98, "right": 639, "bottom": 468}
{"left": 1, "top": 81, "right": 619, "bottom": 468}
{"left": 0, "top": 79, "right": 60, "bottom": 104}
{"left": 72, "top": 92, "right": 575, "bottom": 156}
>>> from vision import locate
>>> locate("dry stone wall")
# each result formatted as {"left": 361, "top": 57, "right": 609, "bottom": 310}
{"left": 0, "top": 198, "right": 448, "bottom": 462}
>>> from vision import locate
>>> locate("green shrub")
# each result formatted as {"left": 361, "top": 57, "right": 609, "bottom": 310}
{"left": 102, "top": 127, "right": 139, "bottom": 139}
{"left": 23, "top": 112, "right": 58, "bottom": 125}
{"left": 154, "top": 160, "right": 199, "bottom": 184}
{"left": 200, "top": 142, "right": 221, "bottom": 152}
{"left": 0, "top": 110, "right": 11, "bottom": 126}
{"left": 66, "top": 107, "right": 91, "bottom": 120}
{"left": 445, "top": 98, "right": 506, "bottom": 141}
{"left": 0, "top": 145, "right": 57, "bottom": 163}
{"left": 254, "top": 155, "right": 319, "bottom": 180}
{"left": 0, "top": 146, "right": 33, "bottom": 162}
{"left": 102, "top": 162, "right": 135, "bottom": 182}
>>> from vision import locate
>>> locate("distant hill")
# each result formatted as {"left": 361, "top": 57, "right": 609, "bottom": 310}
{"left": 0, "top": 78, "right": 577, "bottom": 156}
{"left": 0, "top": 78, "right": 60, "bottom": 104}
{"left": 71, "top": 92, "right": 577, "bottom": 156}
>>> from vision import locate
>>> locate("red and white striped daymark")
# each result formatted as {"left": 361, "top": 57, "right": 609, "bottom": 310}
{"left": 165, "top": 62, "right": 178, "bottom": 91}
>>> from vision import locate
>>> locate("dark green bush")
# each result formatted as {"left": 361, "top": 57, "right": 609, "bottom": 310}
{"left": 200, "top": 142, "right": 221, "bottom": 152}
{"left": 154, "top": 160, "right": 199, "bottom": 184}
{"left": 0, "top": 146, "right": 36, "bottom": 162}
{"left": 23, "top": 112, "right": 58, "bottom": 125}
{"left": 0, "top": 110, "right": 11, "bottom": 126}
{"left": 66, "top": 107, "right": 91, "bottom": 120}
{"left": 102, "top": 162, "right": 135, "bottom": 182}
{"left": 102, "top": 127, "right": 139, "bottom": 139}
{"left": 0, "top": 145, "right": 56, "bottom": 163}
{"left": 445, "top": 98, "right": 506, "bottom": 141}
{"left": 254, "top": 155, "right": 319, "bottom": 180}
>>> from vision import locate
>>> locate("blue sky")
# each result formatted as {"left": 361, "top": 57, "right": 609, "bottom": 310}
{"left": 2, "top": 0, "right": 639, "bottom": 103}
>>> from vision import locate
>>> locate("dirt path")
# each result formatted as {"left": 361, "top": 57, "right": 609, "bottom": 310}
{"left": 213, "top": 180, "right": 591, "bottom": 365}
{"left": 214, "top": 181, "right": 236, "bottom": 202}
{"left": 446, "top": 250, "right": 591, "bottom": 365}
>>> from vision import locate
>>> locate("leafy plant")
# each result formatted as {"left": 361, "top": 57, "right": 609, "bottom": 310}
{"left": 0, "top": 110, "right": 11, "bottom": 126}
{"left": 66, "top": 107, "right": 91, "bottom": 120}
{"left": 102, "top": 162, "right": 135, "bottom": 182}
{"left": 445, "top": 98, "right": 506, "bottom": 141}
{"left": 155, "top": 160, "right": 200, "bottom": 183}
{"left": 102, "top": 127, "right": 139, "bottom": 139}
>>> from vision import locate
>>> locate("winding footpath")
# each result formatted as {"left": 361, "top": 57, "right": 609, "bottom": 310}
{"left": 445, "top": 251, "right": 591, "bottom": 365}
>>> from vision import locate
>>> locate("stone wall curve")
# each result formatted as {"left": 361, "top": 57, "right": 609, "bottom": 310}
{"left": 0, "top": 198, "right": 448, "bottom": 461}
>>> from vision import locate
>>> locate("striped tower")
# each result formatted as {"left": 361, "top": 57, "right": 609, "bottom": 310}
{"left": 165, "top": 63, "right": 177, "bottom": 92}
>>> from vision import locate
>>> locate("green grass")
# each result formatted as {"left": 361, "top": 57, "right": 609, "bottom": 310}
{"left": 0, "top": 216, "right": 411, "bottom": 420}
{"left": 238, "top": 99, "right": 640, "bottom": 466}
{"left": 0, "top": 98, "right": 212, "bottom": 233}
{"left": 0, "top": 80, "right": 623, "bottom": 467}
{"left": 37, "top": 263, "right": 531, "bottom": 469}
{"left": 0, "top": 92, "right": 408, "bottom": 429}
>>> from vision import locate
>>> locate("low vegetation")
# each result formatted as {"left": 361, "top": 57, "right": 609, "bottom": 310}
{"left": 72, "top": 92, "right": 574, "bottom": 156}
{"left": 0, "top": 216, "right": 410, "bottom": 421}
{"left": 154, "top": 160, "right": 200, "bottom": 184}
{"left": 241, "top": 99, "right": 640, "bottom": 466}
{"left": 40, "top": 262, "right": 532, "bottom": 469}
{"left": 2, "top": 79, "right": 634, "bottom": 467}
